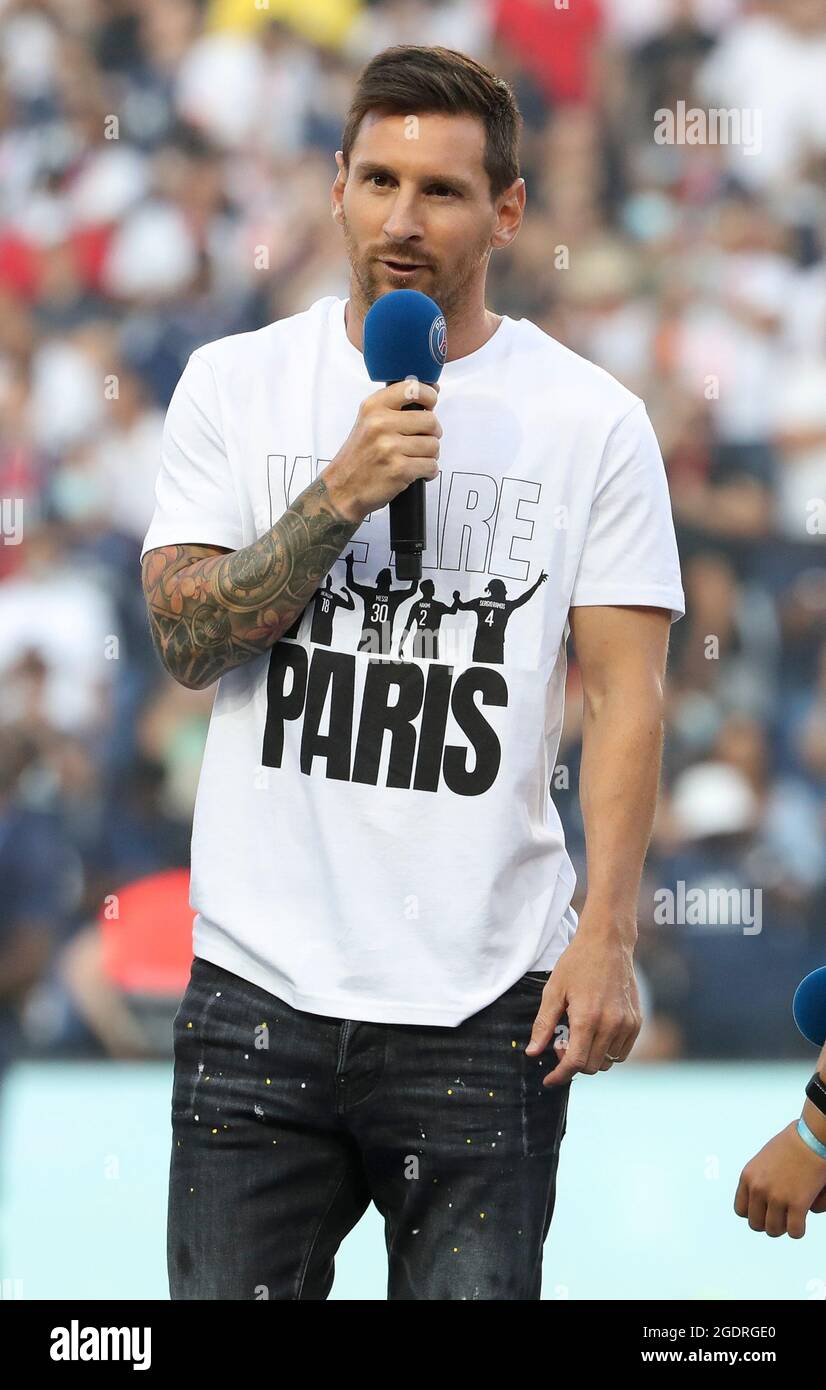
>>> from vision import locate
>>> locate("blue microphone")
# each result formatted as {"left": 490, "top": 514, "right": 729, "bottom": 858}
{"left": 363, "top": 289, "right": 446, "bottom": 581}
{"left": 792, "top": 967, "right": 826, "bottom": 1047}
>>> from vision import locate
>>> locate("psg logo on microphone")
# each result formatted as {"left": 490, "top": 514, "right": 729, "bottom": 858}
{"left": 429, "top": 313, "right": 447, "bottom": 368}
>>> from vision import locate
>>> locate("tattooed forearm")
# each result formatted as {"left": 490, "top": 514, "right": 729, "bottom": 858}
{"left": 141, "top": 476, "right": 362, "bottom": 689}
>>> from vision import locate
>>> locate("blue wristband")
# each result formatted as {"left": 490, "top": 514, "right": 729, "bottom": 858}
{"left": 797, "top": 1117, "right": 826, "bottom": 1161}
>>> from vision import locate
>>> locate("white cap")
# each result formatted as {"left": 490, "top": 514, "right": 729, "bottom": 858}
{"left": 671, "top": 762, "right": 759, "bottom": 840}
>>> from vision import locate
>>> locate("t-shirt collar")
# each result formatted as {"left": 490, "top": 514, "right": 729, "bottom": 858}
{"left": 330, "top": 296, "right": 516, "bottom": 380}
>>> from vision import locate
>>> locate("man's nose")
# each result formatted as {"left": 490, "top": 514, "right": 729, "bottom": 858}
{"left": 382, "top": 192, "right": 424, "bottom": 242}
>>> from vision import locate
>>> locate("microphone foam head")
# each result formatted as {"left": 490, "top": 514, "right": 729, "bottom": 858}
{"left": 792, "top": 966, "right": 826, "bottom": 1047}
{"left": 363, "top": 289, "right": 446, "bottom": 385}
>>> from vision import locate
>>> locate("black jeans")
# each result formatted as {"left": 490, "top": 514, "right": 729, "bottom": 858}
{"left": 168, "top": 955, "right": 571, "bottom": 1300}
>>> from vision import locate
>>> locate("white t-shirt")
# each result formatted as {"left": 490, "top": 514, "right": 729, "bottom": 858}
{"left": 140, "top": 295, "right": 685, "bottom": 1025}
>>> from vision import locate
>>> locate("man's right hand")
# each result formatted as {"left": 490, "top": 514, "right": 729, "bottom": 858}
{"left": 323, "top": 380, "right": 441, "bottom": 524}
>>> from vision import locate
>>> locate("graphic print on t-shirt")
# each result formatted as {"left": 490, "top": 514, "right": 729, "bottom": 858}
{"left": 309, "top": 575, "right": 355, "bottom": 646}
{"left": 453, "top": 571, "right": 548, "bottom": 664}
{"left": 344, "top": 550, "right": 418, "bottom": 655}
{"left": 397, "top": 580, "right": 460, "bottom": 661}
{"left": 278, "top": 574, "right": 357, "bottom": 644}
{"left": 260, "top": 453, "right": 553, "bottom": 797}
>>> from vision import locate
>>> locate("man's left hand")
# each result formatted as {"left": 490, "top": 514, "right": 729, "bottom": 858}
{"left": 526, "top": 916, "right": 642, "bottom": 1088}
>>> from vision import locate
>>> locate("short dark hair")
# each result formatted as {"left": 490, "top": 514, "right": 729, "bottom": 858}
{"left": 341, "top": 45, "right": 522, "bottom": 201}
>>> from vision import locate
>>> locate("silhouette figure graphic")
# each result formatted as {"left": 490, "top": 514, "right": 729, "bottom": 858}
{"left": 345, "top": 551, "right": 418, "bottom": 655}
{"left": 453, "top": 571, "right": 548, "bottom": 664}
{"left": 309, "top": 574, "right": 354, "bottom": 646}
{"left": 398, "top": 580, "right": 460, "bottom": 661}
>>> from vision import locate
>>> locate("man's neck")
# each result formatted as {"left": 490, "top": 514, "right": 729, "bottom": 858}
{"left": 344, "top": 294, "right": 502, "bottom": 365}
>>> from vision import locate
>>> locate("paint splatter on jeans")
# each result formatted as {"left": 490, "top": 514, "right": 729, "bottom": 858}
{"left": 168, "top": 956, "right": 570, "bottom": 1300}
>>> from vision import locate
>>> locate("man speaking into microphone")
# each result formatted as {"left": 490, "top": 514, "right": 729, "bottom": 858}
{"left": 140, "top": 44, "right": 685, "bottom": 1301}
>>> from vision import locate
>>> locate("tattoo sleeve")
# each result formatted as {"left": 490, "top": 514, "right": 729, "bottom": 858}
{"left": 141, "top": 476, "right": 361, "bottom": 689}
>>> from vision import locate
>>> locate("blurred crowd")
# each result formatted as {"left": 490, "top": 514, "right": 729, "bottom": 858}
{"left": 0, "top": 0, "right": 824, "bottom": 1072}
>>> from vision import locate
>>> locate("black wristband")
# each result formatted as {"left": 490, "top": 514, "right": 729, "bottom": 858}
{"left": 805, "top": 1071, "right": 826, "bottom": 1119}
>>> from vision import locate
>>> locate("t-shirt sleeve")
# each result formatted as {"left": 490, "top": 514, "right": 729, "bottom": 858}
{"left": 140, "top": 350, "right": 245, "bottom": 561}
{"left": 569, "top": 399, "right": 685, "bottom": 624}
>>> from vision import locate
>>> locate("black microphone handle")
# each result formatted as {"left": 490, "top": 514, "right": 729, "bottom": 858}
{"left": 389, "top": 398, "right": 427, "bottom": 582}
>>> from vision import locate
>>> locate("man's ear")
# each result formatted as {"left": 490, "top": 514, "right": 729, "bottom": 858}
{"left": 332, "top": 152, "right": 346, "bottom": 221}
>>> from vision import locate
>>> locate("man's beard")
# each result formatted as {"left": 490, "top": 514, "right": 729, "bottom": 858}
{"left": 340, "top": 210, "right": 491, "bottom": 320}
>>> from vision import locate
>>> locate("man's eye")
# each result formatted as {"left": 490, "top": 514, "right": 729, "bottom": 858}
{"left": 366, "top": 175, "right": 456, "bottom": 196}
